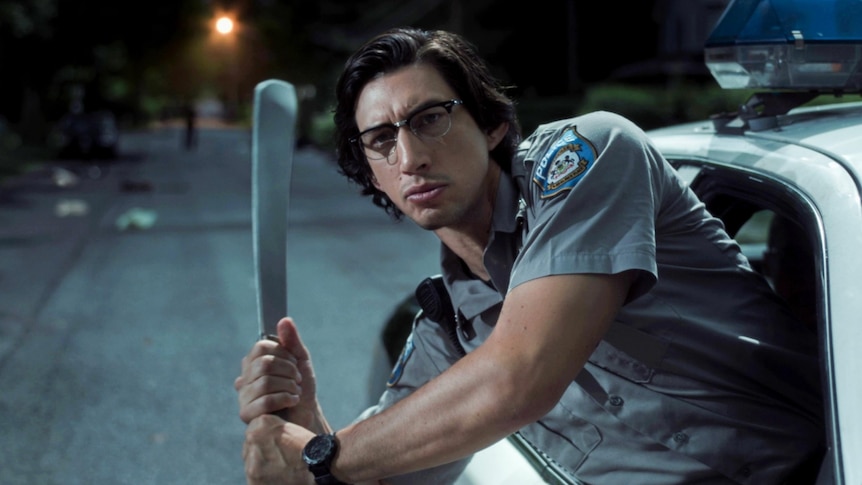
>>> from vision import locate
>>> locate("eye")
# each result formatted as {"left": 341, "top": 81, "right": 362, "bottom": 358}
{"left": 365, "top": 127, "right": 396, "bottom": 149}
{"left": 413, "top": 108, "right": 445, "bottom": 131}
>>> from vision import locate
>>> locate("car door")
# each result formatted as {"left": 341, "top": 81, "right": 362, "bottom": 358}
{"left": 667, "top": 157, "right": 836, "bottom": 484}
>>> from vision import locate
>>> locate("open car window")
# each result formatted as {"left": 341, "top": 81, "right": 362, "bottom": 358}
{"left": 671, "top": 160, "right": 824, "bottom": 331}
{"left": 670, "top": 160, "right": 829, "bottom": 478}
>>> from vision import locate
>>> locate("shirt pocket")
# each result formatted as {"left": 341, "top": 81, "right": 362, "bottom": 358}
{"left": 587, "top": 338, "right": 656, "bottom": 384}
{"left": 518, "top": 384, "right": 602, "bottom": 474}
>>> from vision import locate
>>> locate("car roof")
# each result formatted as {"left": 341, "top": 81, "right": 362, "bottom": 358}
{"left": 647, "top": 99, "right": 862, "bottom": 182}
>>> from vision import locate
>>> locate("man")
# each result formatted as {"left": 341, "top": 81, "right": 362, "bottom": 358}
{"left": 235, "top": 28, "right": 824, "bottom": 485}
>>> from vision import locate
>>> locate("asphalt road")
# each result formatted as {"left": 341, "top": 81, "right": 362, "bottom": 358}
{"left": 0, "top": 125, "right": 439, "bottom": 484}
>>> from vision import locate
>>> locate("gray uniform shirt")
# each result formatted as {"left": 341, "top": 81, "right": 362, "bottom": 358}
{"left": 359, "top": 111, "right": 823, "bottom": 485}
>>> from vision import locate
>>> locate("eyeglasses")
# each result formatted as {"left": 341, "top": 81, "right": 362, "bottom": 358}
{"left": 351, "top": 99, "right": 463, "bottom": 163}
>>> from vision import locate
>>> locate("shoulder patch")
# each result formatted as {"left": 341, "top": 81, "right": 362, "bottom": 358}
{"left": 532, "top": 125, "right": 597, "bottom": 199}
{"left": 386, "top": 332, "right": 415, "bottom": 387}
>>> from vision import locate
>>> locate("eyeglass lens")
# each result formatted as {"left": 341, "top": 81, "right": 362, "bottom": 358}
{"left": 359, "top": 102, "right": 457, "bottom": 160}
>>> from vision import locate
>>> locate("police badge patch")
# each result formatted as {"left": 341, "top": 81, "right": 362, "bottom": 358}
{"left": 533, "top": 125, "right": 597, "bottom": 198}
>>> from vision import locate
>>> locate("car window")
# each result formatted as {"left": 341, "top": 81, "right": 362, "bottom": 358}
{"left": 734, "top": 209, "right": 773, "bottom": 272}
{"left": 677, "top": 161, "right": 830, "bottom": 480}
{"left": 672, "top": 161, "right": 823, "bottom": 332}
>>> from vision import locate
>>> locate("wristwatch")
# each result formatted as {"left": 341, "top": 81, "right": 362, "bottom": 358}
{"left": 302, "top": 433, "right": 350, "bottom": 485}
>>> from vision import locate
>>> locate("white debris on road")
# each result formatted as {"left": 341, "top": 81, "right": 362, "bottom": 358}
{"left": 54, "top": 199, "right": 89, "bottom": 217}
{"left": 115, "top": 207, "right": 158, "bottom": 231}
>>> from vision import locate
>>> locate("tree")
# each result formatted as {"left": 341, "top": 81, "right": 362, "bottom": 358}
{"left": 0, "top": 0, "right": 58, "bottom": 142}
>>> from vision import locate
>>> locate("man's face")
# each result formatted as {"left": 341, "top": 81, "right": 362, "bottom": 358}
{"left": 354, "top": 64, "right": 506, "bottom": 231}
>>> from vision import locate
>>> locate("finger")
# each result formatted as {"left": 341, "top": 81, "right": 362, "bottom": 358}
{"left": 251, "top": 353, "right": 302, "bottom": 381}
{"left": 238, "top": 376, "right": 302, "bottom": 422}
{"left": 238, "top": 366, "right": 302, "bottom": 399}
{"left": 243, "top": 338, "right": 298, "bottom": 370}
{"left": 236, "top": 357, "right": 299, "bottom": 393}
{"left": 244, "top": 373, "right": 302, "bottom": 402}
{"left": 240, "top": 391, "right": 301, "bottom": 423}
{"left": 238, "top": 340, "right": 299, "bottom": 389}
{"left": 277, "top": 317, "right": 311, "bottom": 362}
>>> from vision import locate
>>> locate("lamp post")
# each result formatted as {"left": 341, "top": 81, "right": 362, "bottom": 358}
{"left": 213, "top": 13, "right": 240, "bottom": 121}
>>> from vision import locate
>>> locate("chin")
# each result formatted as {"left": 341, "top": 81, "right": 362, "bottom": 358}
{"left": 408, "top": 209, "right": 448, "bottom": 231}
{"left": 412, "top": 219, "right": 443, "bottom": 231}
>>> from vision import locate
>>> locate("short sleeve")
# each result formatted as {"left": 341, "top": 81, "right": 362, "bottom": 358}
{"left": 510, "top": 111, "right": 666, "bottom": 301}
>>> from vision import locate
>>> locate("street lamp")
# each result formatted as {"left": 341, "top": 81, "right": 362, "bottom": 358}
{"left": 212, "top": 13, "right": 239, "bottom": 121}
{"left": 215, "top": 16, "right": 234, "bottom": 36}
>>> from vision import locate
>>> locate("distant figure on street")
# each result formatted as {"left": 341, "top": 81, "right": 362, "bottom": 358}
{"left": 183, "top": 101, "right": 197, "bottom": 150}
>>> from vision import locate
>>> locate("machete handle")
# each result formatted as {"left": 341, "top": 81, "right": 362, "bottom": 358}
{"left": 263, "top": 333, "right": 293, "bottom": 420}
{"left": 272, "top": 409, "right": 291, "bottom": 420}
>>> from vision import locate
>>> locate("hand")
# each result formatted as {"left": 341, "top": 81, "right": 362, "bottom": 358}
{"left": 235, "top": 317, "right": 319, "bottom": 428}
{"left": 274, "top": 317, "right": 321, "bottom": 429}
{"left": 243, "top": 414, "right": 316, "bottom": 485}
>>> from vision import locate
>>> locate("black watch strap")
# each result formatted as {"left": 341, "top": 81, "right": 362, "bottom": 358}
{"left": 303, "top": 433, "right": 351, "bottom": 485}
{"left": 309, "top": 470, "right": 348, "bottom": 485}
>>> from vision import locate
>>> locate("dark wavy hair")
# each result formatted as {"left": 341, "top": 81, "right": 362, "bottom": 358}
{"left": 333, "top": 27, "right": 521, "bottom": 220}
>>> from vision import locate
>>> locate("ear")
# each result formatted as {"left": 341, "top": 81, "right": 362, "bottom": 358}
{"left": 370, "top": 174, "right": 381, "bottom": 190}
{"left": 486, "top": 122, "right": 509, "bottom": 152}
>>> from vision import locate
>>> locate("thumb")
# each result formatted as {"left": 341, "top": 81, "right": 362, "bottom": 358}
{"left": 276, "top": 317, "right": 310, "bottom": 361}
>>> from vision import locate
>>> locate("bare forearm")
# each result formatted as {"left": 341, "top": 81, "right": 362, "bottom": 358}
{"left": 331, "top": 343, "right": 549, "bottom": 483}
{"left": 328, "top": 273, "right": 631, "bottom": 483}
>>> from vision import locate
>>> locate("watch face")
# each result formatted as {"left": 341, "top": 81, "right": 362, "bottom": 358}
{"left": 303, "top": 434, "right": 335, "bottom": 466}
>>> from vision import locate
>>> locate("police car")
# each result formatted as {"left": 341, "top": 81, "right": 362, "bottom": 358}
{"left": 373, "top": 0, "right": 862, "bottom": 483}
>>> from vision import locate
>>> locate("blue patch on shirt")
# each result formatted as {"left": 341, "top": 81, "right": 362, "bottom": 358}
{"left": 387, "top": 332, "right": 415, "bottom": 387}
{"left": 532, "top": 126, "right": 597, "bottom": 198}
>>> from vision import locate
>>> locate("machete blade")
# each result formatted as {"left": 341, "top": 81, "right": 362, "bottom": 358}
{"left": 251, "top": 79, "right": 297, "bottom": 341}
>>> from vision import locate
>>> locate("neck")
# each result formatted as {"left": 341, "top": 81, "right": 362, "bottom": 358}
{"left": 434, "top": 165, "right": 501, "bottom": 281}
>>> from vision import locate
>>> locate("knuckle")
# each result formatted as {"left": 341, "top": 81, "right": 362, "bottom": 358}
{"left": 257, "top": 354, "right": 278, "bottom": 373}
{"left": 261, "top": 394, "right": 285, "bottom": 411}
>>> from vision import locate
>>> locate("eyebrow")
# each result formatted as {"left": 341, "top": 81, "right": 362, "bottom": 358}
{"left": 359, "top": 99, "right": 451, "bottom": 133}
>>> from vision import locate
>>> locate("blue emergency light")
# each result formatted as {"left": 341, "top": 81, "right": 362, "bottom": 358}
{"left": 704, "top": 0, "right": 862, "bottom": 91}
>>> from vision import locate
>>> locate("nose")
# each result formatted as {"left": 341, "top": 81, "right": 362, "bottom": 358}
{"left": 394, "top": 127, "right": 430, "bottom": 172}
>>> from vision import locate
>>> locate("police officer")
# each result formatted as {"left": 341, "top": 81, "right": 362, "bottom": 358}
{"left": 235, "top": 28, "right": 823, "bottom": 485}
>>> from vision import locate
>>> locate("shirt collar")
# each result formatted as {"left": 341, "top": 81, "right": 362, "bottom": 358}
{"left": 438, "top": 172, "right": 523, "bottom": 320}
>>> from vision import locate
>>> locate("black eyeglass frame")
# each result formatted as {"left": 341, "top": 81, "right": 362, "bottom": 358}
{"left": 350, "top": 99, "right": 464, "bottom": 162}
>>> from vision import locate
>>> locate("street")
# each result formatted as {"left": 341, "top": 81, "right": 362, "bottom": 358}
{"left": 0, "top": 125, "right": 439, "bottom": 484}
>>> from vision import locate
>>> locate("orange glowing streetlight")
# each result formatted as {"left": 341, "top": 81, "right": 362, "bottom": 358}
{"left": 211, "top": 12, "right": 241, "bottom": 120}
{"left": 215, "top": 16, "right": 234, "bottom": 35}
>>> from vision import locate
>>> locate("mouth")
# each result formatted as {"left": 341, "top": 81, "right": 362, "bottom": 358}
{"left": 404, "top": 182, "right": 446, "bottom": 203}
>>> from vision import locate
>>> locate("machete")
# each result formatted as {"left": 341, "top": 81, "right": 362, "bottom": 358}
{"left": 251, "top": 79, "right": 297, "bottom": 342}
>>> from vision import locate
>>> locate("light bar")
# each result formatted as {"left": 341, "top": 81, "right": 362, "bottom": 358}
{"left": 704, "top": 0, "right": 862, "bottom": 91}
